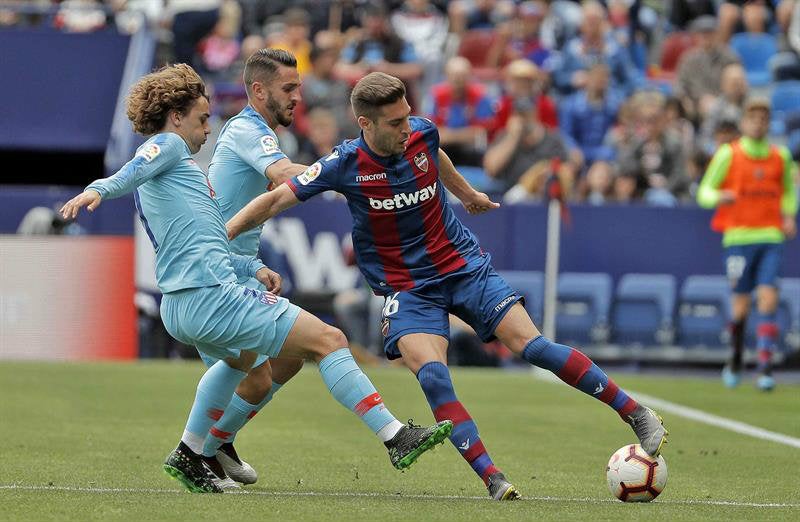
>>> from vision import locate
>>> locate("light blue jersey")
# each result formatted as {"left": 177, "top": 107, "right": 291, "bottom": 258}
{"left": 209, "top": 105, "right": 287, "bottom": 257}
{"left": 86, "top": 132, "right": 265, "bottom": 294}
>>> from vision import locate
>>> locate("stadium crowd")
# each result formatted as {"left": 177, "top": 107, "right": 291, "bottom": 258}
{"left": 4, "top": 0, "right": 800, "bottom": 206}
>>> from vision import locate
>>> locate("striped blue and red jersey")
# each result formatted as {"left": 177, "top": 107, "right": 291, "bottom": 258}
{"left": 287, "top": 117, "right": 483, "bottom": 295}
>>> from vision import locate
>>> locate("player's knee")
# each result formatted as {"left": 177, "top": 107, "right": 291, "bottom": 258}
{"left": 321, "top": 325, "right": 349, "bottom": 353}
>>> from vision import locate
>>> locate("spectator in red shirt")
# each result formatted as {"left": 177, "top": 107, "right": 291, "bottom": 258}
{"left": 426, "top": 56, "right": 495, "bottom": 166}
{"left": 492, "top": 58, "right": 558, "bottom": 137}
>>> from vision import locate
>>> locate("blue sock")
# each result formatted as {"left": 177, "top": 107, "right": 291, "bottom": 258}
{"left": 318, "top": 348, "right": 397, "bottom": 434}
{"left": 202, "top": 381, "right": 285, "bottom": 456}
{"left": 417, "top": 362, "right": 499, "bottom": 485}
{"left": 756, "top": 312, "right": 778, "bottom": 373}
{"left": 521, "top": 336, "right": 638, "bottom": 419}
{"left": 182, "top": 360, "right": 246, "bottom": 455}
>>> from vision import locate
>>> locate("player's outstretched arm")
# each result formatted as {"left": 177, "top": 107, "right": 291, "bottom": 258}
{"left": 60, "top": 189, "right": 102, "bottom": 219}
{"left": 437, "top": 148, "right": 500, "bottom": 215}
{"left": 266, "top": 157, "right": 308, "bottom": 187}
{"left": 227, "top": 183, "right": 300, "bottom": 240}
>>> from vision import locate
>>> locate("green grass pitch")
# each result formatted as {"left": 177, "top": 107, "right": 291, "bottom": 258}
{"left": 0, "top": 361, "right": 797, "bottom": 521}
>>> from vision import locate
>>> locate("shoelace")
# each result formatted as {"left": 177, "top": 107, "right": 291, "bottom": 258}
{"left": 406, "top": 419, "right": 421, "bottom": 430}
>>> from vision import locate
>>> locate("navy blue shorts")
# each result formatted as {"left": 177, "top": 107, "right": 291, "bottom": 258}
{"left": 724, "top": 243, "right": 784, "bottom": 294}
{"left": 379, "top": 255, "right": 523, "bottom": 360}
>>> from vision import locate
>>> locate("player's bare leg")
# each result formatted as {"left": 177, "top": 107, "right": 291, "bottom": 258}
{"left": 494, "top": 303, "right": 668, "bottom": 456}
{"left": 399, "top": 333, "right": 519, "bottom": 500}
{"left": 724, "top": 293, "right": 751, "bottom": 388}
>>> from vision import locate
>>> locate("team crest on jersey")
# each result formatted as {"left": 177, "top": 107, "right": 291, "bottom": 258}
{"left": 413, "top": 152, "right": 429, "bottom": 172}
{"left": 138, "top": 143, "right": 161, "bottom": 162}
{"left": 259, "top": 291, "right": 278, "bottom": 305}
{"left": 260, "top": 135, "right": 279, "bottom": 155}
{"left": 381, "top": 318, "right": 391, "bottom": 337}
{"left": 298, "top": 162, "right": 322, "bottom": 185}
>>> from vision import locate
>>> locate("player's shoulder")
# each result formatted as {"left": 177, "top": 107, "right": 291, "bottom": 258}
{"left": 410, "top": 116, "right": 437, "bottom": 134}
{"left": 135, "top": 132, "right": 185, "bottom": 163}
{"left": 225, "top": 107, "right": 276, "bottom": 137}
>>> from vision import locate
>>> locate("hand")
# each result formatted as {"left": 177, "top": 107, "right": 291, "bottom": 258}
{"left": 783, "top": 215, "right": 797, "bottom": 239}
{"left": 462, "top": 191, "right": 500, "bottom": 215}
{"left": 718, "top": 190, "right": 736, "bottom": 205}
{"left": 255, "top": 267, "right": 282, "bottom": 295}
{"left": 60, "top": 190, "right": 102, "bottom": 220}
{"left": 506, "top": 114, "right": 526, "bottom": 137}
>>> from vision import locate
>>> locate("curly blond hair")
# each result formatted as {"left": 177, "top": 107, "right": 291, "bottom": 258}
{"left": 125, "top": 64, "right": 208, "bottom": 136}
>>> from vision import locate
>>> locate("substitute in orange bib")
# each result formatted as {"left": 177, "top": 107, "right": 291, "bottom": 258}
{"left": 697, "top": 97, "right": 798, "bottom": 391}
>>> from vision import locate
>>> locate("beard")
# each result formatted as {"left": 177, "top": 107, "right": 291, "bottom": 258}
{"left": 267, "top": 94, "right": 293, "bottom": 127}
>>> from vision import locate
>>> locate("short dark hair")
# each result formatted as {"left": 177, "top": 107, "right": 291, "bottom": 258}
{"left": 350, "top": 72, "right": 406, "bottom": 121}
{"left": 243, "top": 48, "right": 297, "bottom": 96}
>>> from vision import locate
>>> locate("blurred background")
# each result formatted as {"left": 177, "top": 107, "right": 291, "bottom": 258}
{"left": 1, "top": 0, "right": 798, "bottom": 372}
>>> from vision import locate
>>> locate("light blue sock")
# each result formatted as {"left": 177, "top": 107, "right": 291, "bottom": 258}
{"left": 318, "top": 348, "right": 397, "bottom": 434}
{"left": 202, "top": 382, "right": 284, "bottom": 456}
{"left": 181, "top": 360, "right": 246, "bottom": 455}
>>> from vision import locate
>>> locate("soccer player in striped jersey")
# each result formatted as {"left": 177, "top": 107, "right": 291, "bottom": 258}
{"left": 60, "top": 64, "right": 452, "bottom": 494}
{"left": 227, "top": 72, "right": 669, "bottom": 500}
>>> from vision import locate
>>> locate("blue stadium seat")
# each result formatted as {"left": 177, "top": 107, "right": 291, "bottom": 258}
{"left": 497, "top": 270, "right": 544, "bottom": 326}
{"left": 611, "top": 274, "right": 676, "bottom": 346}
{"left": 677, "top": 275, "right": 731, "bottom": 348}
{"left": 769, "top": 80, "right": 800, "bottom": 135}
{"left": 730, "top": 33, "right": 778, "bottom": 87}
{"left": 556, "top": 272, "right": 612, "bottom": 345}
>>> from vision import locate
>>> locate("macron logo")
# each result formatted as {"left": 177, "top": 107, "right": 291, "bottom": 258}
{"left": 356, "top": 172, "right": 387, "bottom": 182}
{"left": 368, "top": 183, "right": 437, "bottom": 211}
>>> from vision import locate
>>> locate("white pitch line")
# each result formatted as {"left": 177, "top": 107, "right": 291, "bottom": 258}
{"left": 0, "top": 484, "right": 797, "bottom": 508}
{"left": 631, "top": 391, "right": 800, "bottom": 450}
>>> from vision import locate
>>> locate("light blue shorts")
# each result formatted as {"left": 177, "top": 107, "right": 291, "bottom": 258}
{"left": 161, "top": 280, "right": 300, "bottom": 364}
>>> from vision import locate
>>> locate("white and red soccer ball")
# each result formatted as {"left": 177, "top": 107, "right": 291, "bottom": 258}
{"left": 606, "top": 444, "right": 668, "bottom": 502}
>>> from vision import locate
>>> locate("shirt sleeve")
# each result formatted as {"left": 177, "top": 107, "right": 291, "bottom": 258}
{"left": 231, "top": 120, "right": 287, "bottom": 177}
{"left": 697, "top": 144, "right": 733, "bottom": 208}
{"left": 286, "top": 149, "right": 342, "bottom": 201}
{"left": 778, "top": 146, "right": 799, "bottom": 216}
{"left": 229, "top": 253, "right": 266, "bottom": 279}
{"left": 86, "top": 133, "right": 183, "bottom": 199}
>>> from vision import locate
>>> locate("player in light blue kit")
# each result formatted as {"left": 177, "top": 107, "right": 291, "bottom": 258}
{"left": 196, "top": 49, "right": 310, "bottom": 485}
{"left": 60, "top": 64, "right": 452, "bottom": 494}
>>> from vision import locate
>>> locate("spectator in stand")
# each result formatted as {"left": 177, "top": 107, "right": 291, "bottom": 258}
{"left": 580, "top": 160, "right": 615, "bottom": 205}
{"left": 54, "top": 0, "right": 107, "bottom": 32}
{"left": 165, "top": 0, "right": 221, "bottom": 67}
{"left": 295, "top": 43, "right": 358, "bottom": 139}
{"left": 196, "top": 0, "right": 241, "bottom": 78}
{"left": 602, "top": 97, "right": 638, "bottom": 159}
{"left": 391, "top": 0, "right": 449, "bottom": 96}
{"left": 493, "top": 59, "right": 558, "bottom": 135}
{"left": 268, "top": 7, "right": 313, "bottom": 75}
{"left": 699, "top": 63, "right": 748, "bottom": 153}
{"left": 612, "top": 168, "right": 643, "bottom": 204}
{"left": 617, "top": 92, "right": 685, "bottom": 202}
{"left": 668, "top": 0, "right": 716, "bottom": 31}
{"left": 664, "top": 95, "right": 696, "bottom": 154}
{"left": 677, "top": 148, "right": 711, "bottom": 203}
{"left": 717, "top": 0, "right": 787, "bottom": 42}
{"left": 502, "top": 159, "right": 574, "bottom": 204}
{"left": 559, "top": 62, "right": 622, "bottom": 168}
{"left": 426, "top": 56, "right": 495, "bottom": 167}
{"left": 483, "top": 94, "right": 574, "bottom": 194}
{"left": 335, "top": 1, "right": 423, "bottom": 95}
{"left": 674, "top": 15, "right": 740, "bottom": 121}
{"left": 295, "top": 108, "right": 341, "bottom": 166}
{"left": 771, "top": 1, "right": 800, "bottom": 80}
{"left": 448, "top": 0, "right": 512, "bottom": 33}
{"left": 549, "top": 0, "right": 640, "bottom": 96}
{"left": 488, "top": 1, "right": 551, "bottom": 68}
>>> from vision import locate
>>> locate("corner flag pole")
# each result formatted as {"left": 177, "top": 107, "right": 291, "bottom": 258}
{"left": 542, "top": 158, "right": 568, "bottom": 340}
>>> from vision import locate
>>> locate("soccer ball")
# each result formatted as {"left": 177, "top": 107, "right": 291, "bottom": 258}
{"left": 606, "top": 444, "right": 668, "bottom": 502}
